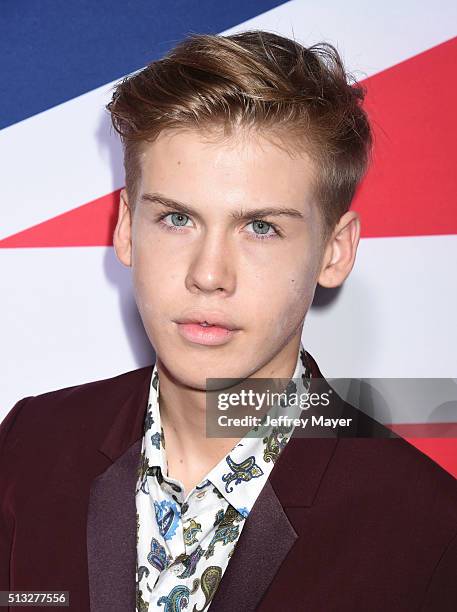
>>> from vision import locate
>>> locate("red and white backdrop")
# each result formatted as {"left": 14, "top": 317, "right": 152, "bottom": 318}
{"left": 1, "top": 2, "right": 456, "bottom": 475}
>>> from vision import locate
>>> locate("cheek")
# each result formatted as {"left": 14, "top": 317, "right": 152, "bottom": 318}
{"left": 256, "top": 258, "right": 317, "bottom": 331}
{"left": 132, "top": 245, "right": 178, "bottom": 318}
{"left": 132, "top": 223, "right": 184, "bottom": 291}
{"left": 257, "top": 251, "right": 317, "bottom": 301}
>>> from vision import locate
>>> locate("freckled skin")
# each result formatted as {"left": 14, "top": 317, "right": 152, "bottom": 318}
{"left": 117, "top": 127, "right": 332, "bottom": 390}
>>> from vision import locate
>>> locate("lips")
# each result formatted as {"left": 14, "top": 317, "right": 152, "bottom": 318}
{"left": 174, "top": 311, "right": 240, "bottom": 346}
{"left": 175, "top": 312, "right": 239, "bottom": 331}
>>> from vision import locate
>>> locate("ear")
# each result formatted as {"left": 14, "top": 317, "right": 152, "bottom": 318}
{"left": 113, "top": 189, "right": 132, "bottom": 267}
{"left": 317, "top": 211, "right": 361, "bottom": 288}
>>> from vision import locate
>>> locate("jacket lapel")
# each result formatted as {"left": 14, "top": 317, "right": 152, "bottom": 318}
{"left": 86, "top": 365, "right": 152, "bottom": 612}
{"left": 208, "top": 434, "right": 338, "bottom": 612}
{"left": 87, "top": 439, "right": 143, "bottom": 612}
{"left": 209, "top": 350, "right": 340, "bottom": 611}
{"left": 208, "top": 478, "right": 298, "bottom": 611}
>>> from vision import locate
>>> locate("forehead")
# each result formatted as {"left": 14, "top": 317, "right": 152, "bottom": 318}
{"left": 138, "top": 127, "right": 317, "bottom": 214}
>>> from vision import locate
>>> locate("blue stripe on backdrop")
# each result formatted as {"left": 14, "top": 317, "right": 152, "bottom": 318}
{"left": 0, "top": 0, "right": 287, "bottom": 129}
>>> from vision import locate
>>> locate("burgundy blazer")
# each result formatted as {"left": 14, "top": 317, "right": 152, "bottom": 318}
{"left": 1, "top": 352, "right": 457, "bottom": 611}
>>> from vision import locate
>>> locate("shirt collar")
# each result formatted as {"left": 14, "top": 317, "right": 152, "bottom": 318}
{"left": 142, "top": 341, "right": 311, "bottom": 516}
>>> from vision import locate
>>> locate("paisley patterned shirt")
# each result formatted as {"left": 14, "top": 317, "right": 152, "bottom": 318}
{"left": 135, "top": 343, "right": 312, "bottom": 612}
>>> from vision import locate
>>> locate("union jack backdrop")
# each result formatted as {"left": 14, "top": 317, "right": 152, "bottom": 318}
{"left": 1, "top": 1, "right": 456, "bottom": 475}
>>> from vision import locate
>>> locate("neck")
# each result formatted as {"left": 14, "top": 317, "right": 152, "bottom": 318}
{"left": 156, "top": 334, "right": 302, "bottom": 492}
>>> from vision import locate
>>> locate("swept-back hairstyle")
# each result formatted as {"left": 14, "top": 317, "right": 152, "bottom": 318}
{"left": 107, "top": 30, "right": 372, "bottom": 238}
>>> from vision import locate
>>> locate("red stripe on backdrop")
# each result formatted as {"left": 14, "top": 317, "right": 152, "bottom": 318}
{"left": 0, "top": 191, "right": 120, "bottom": 248}
{"left": 388, "top": 423, "right": 457, "bottom": 438}
{"left": 385, "top": 424, "right": 457, "bottom": 478}
{"left": 0, "top": 37, "right": 456, "bottom": 248}
{"left": 353, "top": 36, "right": 457, "bottom": 238}
{"left": 405, "top": 439, "right": 457, "bottom": 479}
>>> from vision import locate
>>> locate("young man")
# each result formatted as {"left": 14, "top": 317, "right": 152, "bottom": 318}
{"left": 1, "top": 30, "right": 456, "bottom": 612}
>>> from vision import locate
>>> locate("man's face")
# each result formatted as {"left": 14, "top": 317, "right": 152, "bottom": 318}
{"left": 124, "top": 127, "right": 327, "bottom": 389}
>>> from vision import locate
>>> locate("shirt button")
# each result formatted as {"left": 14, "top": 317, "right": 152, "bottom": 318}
{"left": 171, "top": 564, "right": 183, "bottom": 576}
{"left": 196, "top": 491, "right": 207, "bottom": 499}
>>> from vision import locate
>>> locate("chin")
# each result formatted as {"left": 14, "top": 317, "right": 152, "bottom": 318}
{"left": 183, "top": 361, "right": 242, "bottom": 387}
{"left": 163, "top": 369, "right": 223, "bottom": 392}
{"left": 156, "top": 348, "right": 247, "bottom": 390}
{"left": 152, "top": 325, "right": 265, "bottom": 384}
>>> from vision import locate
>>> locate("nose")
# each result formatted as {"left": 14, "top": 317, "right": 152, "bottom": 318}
{"left": 185, "top": 230, "right": 236, "bottom": 296}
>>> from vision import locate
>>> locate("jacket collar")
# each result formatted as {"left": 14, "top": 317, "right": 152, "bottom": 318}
{"left": 97, "top": 364, "right": 152, "bottom": 462}
{"left": 269, "top": 349, "right": 339, "bottom": 507}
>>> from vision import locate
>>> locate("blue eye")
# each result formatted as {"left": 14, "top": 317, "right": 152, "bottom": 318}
{"left": 246, "top": 219, "right": 279, "bottom": 240}
{"left": 156, "top": 212, "right": 192, "bottom": 233}
{"left": 251, "top": 220, "right": 271, "bottom": 235}
{"left": 170, "top": 213, "right": 189, "bottom": 226}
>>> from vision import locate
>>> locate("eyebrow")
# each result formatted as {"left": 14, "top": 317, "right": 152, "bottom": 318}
{"left": 140, "top": 192, "right": 305, "bottom": 221}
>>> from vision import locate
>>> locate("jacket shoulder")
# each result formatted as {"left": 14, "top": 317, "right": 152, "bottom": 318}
{"left": 334, "top": 432, "right": 457, "bottom": 537}
{"left": 0, "top": 364, "right": 154, "bottom": 458}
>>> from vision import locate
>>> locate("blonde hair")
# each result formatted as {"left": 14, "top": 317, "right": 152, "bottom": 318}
{"left": 107, "top": 30, "right": 372, "bottom": 237}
